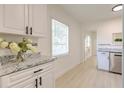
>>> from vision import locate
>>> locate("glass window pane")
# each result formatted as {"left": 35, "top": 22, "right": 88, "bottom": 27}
{"left": 52, "top": 19, "right": 69, "bottom": 56}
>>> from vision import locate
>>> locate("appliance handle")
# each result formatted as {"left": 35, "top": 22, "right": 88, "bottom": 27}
{"left": 114, "top": 54, "right": 122, "bottom": 56}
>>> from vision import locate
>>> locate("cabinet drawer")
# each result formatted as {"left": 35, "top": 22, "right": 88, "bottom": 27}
{"left": 9, "top": 76, "right": 37, "bottom": 88}
{"left": 9, "top": 72, "right": 34, "bottom": 86}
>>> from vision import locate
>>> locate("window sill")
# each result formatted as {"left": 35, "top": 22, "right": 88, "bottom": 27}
{"left": 53, "top": 53, "right": 69, "bottom": 58}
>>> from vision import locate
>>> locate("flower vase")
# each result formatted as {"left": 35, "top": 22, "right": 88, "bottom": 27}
{"left": 16, "top": 51, "right": 24, "bottom": 62}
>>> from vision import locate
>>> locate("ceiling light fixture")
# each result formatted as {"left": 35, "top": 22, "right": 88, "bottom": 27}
{"left": 112, "top": 4, "right": 123, "bottom": 12}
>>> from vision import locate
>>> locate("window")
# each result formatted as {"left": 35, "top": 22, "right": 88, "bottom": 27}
{"left": 52, "top": 19, "right": 69, "bottom": 56}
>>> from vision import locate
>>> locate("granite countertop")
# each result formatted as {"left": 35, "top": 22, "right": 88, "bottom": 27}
{"left": 97, "top": 48, "right": 122, "bottom": 53}
{"left": 0, "top": 54, "right": 57, "bottom": 77}
{"left": 97, "top": 45, "right": 122, "bottom": 53}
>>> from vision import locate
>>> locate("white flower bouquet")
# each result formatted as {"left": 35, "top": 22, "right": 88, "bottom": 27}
{"left": 0, "top": 38, "right": 37, "bottom": 62}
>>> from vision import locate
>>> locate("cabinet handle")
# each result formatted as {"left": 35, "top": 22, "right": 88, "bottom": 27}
{"left": 35, "top": 79, "right": 38, "bottom": 88}
{"left": 34, "top": 69, "right": 43, "bottom": 73}
{"left": 114, "top": 54, "right": 122, "bottom": 56}
{"left": 39, "top": 77, "right": 42, "bottom": 86}
{"left": 30, "top": 27, "right": 32, "bottom": 35}
{"left": 26, "top": 26, "right": 28, "bottom": 34}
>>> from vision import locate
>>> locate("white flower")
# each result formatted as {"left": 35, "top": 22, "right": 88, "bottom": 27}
{"left": 9, "top": 42, "right": 18, "bottom": 49}
{"left": 30, "top": 47, "right": 37, "bottom": 53}
{"left": 26, "top": 44, "right": 36, "bottom": 53}
{"left": 9, "top": 42, "right": 21, "bottom": 53}
{"left": 14, "top": 46, "right": 20, "bottom": 52}
{"left": 26, "top": 44, "right": 32, "bottom": 49}
{"left": 0, "top": 38, "right": 3, "bottom": 43}
{"left": 0, "top": 41, "right": 8, "bottom": 48}
{"left": 27, "top": 39, "right": 32, "bottom": 44}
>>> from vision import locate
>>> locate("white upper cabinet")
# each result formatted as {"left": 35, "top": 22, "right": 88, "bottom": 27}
{"left": 0, "top": 5, "right": 28, "bottom": 35}
{"left": 0, "top": 4, "right": 47, "bottom": 37}
{"left": 29, "top": 5, "right": 47, "bottom": 36}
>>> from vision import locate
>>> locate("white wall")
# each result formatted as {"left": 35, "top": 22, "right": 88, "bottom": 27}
{"left": 81, "top": 30, "right": 85, "bottom": 62}
{"left": 97, "top": 17, "right": 122, "bottom": 45}
{"left": 46, "top": 5, "right": 82, "bottom": 79}
{"left": 91, "top": 32, "right": 97, "bottom": 56}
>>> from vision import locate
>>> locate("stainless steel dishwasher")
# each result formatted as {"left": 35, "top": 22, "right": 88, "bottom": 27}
{"left": 109, "top": 52, "right": 122, "bottom": 74}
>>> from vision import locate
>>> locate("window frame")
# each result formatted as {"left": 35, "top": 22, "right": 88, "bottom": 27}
{"left": 51, "top": 19, "right": 69, "bottom": 57}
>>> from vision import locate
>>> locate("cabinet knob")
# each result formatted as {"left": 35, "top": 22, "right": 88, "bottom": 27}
{"left": 30, "top": 27, "right": 32, "bottom": 35}
{"left": 26, "top": 26, "right": 28, "bottom": 34}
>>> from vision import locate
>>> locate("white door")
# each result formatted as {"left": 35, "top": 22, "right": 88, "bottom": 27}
{"left": 0, "top": 5, "right": 28, "bottom": 35}
{"left": 97, "top": 51, "right": 109, "bottom": 71}
{"left": 28, "top": 4, "right": 47, "bottom": 36}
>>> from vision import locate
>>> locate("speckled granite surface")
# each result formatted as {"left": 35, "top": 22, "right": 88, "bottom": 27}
{"left": 0, "top": 53, "right": 56, "bottom": 77}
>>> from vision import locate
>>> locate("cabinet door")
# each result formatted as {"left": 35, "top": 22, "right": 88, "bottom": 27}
{"left": 0, "top": 5, "right": 28, "bottom": 35}
{"left": 29, "top": 4, "right": 47, "bottom": 37}
{"left": 38, "top": 70, "right": 55, "bottom": 88}
{"left": 97, "top": 51, "right": 109, "bottom": 71}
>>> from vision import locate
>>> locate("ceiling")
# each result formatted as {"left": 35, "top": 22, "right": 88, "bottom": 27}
{"left": 60, "top": 4, "right": 122, "bottom": 24}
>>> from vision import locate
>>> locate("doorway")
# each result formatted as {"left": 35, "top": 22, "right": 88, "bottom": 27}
{"left": 84, "top": 35, "right": 92, "bottom": 61}
{"left": 84, "top": 31, "right": 97, "bottom": 61}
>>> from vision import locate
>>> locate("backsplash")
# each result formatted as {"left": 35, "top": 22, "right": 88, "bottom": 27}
{"left": 0, "top": 34, "right": 39, "bottom": 56}
{"left": 0, "top": 49, "right": 11, "bottom": 56}
{"left": 0, "top": 34, "right": 38, "bottom": 43}
{"left": 97, "top": 44, "right": 122, "bottom": 50}
{"left": 0, "top": 55, "right": 16, "bottom": 65}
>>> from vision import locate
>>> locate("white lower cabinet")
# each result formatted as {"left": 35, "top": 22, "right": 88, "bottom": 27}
{"left": 97, "top": 51, "right": 110, "bottom": 71}
{"left": 0, "top": 62, "right": 55, "bottom": 88}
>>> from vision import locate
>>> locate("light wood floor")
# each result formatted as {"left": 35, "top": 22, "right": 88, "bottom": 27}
{"left": 56, "top": 56, "right": 122, "bottom": 88}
